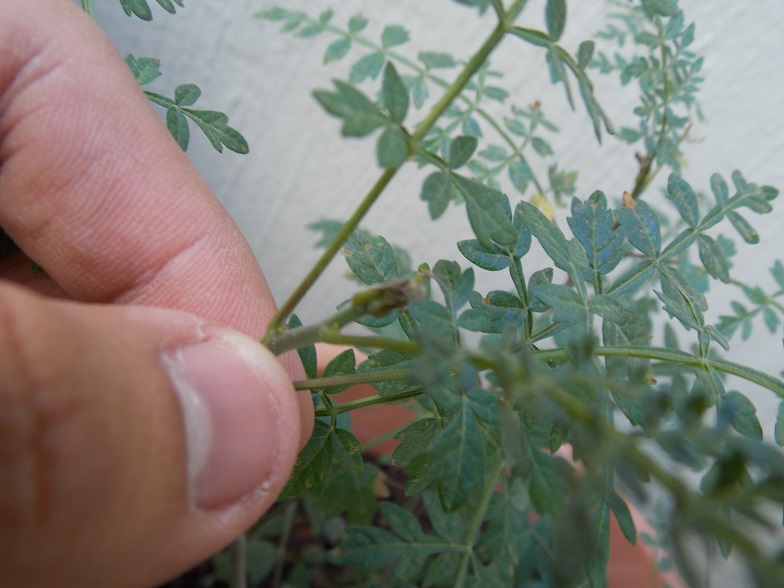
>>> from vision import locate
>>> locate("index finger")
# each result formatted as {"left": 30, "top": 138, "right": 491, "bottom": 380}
{"left": 0, "top": 0, "right": 272, "bottom": 338}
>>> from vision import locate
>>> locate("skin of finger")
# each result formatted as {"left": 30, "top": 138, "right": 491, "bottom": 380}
{"left": 0, "top": 283, "right": 304, "bottom": 588}
{"left": 0, "top": 0, "right": 312, "bottom": 445}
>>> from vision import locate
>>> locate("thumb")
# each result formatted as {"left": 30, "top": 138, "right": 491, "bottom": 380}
{"left": 0, "top": 282, "right": 304, "bottom": 587}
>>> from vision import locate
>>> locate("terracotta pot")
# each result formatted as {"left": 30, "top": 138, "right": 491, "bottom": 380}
{"left": 318, "top": 344, "right": 683, "bottom": 588}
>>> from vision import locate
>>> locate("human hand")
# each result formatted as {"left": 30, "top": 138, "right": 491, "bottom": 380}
{"left": 0, "top": 1, "right": 313, "bottom": 586}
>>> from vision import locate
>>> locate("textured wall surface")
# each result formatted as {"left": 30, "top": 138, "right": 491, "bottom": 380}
{"left": 96, "top": 2, "right": 783, "bottom": 583}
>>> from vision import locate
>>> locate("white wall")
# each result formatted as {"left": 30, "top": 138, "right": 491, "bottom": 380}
{"left": 96, "top": 2, "right": 783, "bottom": 580}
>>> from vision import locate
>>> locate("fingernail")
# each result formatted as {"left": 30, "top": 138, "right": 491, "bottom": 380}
{"left": 161, "top": 332, "right": 281, "bottom": 510}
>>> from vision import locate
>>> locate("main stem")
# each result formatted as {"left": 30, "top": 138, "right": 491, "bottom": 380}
{"left": 264, "top": 0, "right": 530, "bottom": 340}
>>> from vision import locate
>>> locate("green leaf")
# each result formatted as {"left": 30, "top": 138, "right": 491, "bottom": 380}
{"left": 382, "top": 62, "right": 409, "bottom": 122}
{"left": 462, "top": 116, "right": 482, "bottom": 137}
{"left": 449, "top": 136, "right": 478, "bottom": 169}
{"left": 174, "top": 83, "right": 200, "bottom": 106}
{"left": 393, "top": 418, "right": 440, "bottom": 465}
{"left": 154, "top": 0, "right": 179, "bottom": 14}
{"left": 479, "top": 145, "right": 508, "bottom": 162}
{"left": 517, "top": 200, "right": 588, "bottom": 286}
{"left": 509, "top": 26, "right": 551, "bottom": 48}
{"left": 313, "top": 81, "right": 387, "bottom": 137}
{"left": 458, "top": 290, "right": 527, "bottom": 333}
{"left": 312, "top": 463, "right": 381, "bottom": 525}
{"left": 288, "top": 314, "right": 317, "bottom": 379}
{"left": 182, "top": 109, "right": 249, "bottom": 154}
{"left": 417, "top": 396, "right": 487, "bottom": 511}
{"left": 358, "top": 350, "right": 413, "bottom": 396}
{"left": 771, "top": 260, "right": 784, "bottom": 290}
{"left": 332, "top": 428, "right": 363, "bottom": 469}
{"left": 324, "top": 37, "right": 352, "bottom": 63}
{"left": 411, "top": 75, "right": 429, "bottom": 108}
{"left": 418, "top": 51, "right": 457, "bottom": 69}
{"left": 667, "top": 173, "right": 700, "bottom": 228}
{"left": 568, "top": 191, "right": 624, "bottom": 278}
{"left": 318, "top": 9, "right": 333, "bottom": 25}
{"left": 545, "top": 0, "right": 567, "bottom": 42}
{"left": 245, "top": 540, "right": 276, "bottom": 584}
{"left": 529, "top": 449, "right": 572, "bottom": 514}
{"left": 697, "top": 234, "right": 730, "bottom": 283}
{"left": 484, "top": 86, "right": 509, "bottom": 102}
{"left": 530, "top": 283, "right": 588, "bottom": 326}
{"left": 381, "top": 25, "right": 410, "bottom": 48}
{"left": 454, "top": 176, "right": 516, "bottom": 248}
{"left": 280, "top": 420, "right": 332, "bottom": 498}
{"left": 348, "top": 15, "right": 368, "bottom": 33}
{"left": 710, "top": 173, "right": 730, "bottom": 206}
{"left": 531, "top": 136, "right": 554, "bottom": 156}
{"left": 120, "top": 0, "right": 153, "bottom": 20}
{"left": 320, "top": 348, "right": 357, "bottom": 394}
{"left": 124, "top": 54, "right": 161, "bottom": 85}
{"left": 165, "top": 107, "right": 189, "bottom": 151}
{"left": 577, "top": 40, "right": 595, "bottom": 70}
{"left": 349, "top": 52, "right": 385, "bottom": 84}
{"left": 408, "top": 299, "right": 459, "bottom": 345}
{"left": 775, "top": 402, "right": 784, "bottom": 447}
{"left": 331, "top": 508, "right": 444, "bottom": 571}
{"left": 727, "top": 211, "right": 759, "bottom": 244}
{"left": 421, "top": 172, "right": 453, "bottom": 220}
{"left": 590, "top": 295, "right": 648, "bottom": 345}
{"left": 433, "top": 260, "right": 474, "bottom": 316}
{"left": 722, "top": 391, "right": 763, "bottom": 440}
{"left": 528, "top": 268, "right": 554, "bottom": 312}
{"left": 642, "top": 0, "right": 679, "bottom": 17}
{"left": 509, "top": 160, "right": 533, "bottom": 193}
{"left": 343, "top": 231, "right": 399, "bottom": 285}
{"left": 457, "top": 240, "right": 511, "bottom": 271}
{"left": 377, "top": 127, "right": 408, "bottom": 168}
{"left": 609, "top": 491, "right": 637, "bottom": 545}
{"left": 616, "top": 200, "right": 661, "bottom": 257}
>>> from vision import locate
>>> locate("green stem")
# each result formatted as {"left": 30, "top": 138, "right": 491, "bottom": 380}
{"left": 264, "top": 167, "right": 398, "bottom": 339}
{"left": 629, "top": 16, "right": 671, "bottom": 200}
{"left": 271, "top": 502, "right": 297, "bottom": 588}
{"left": 80, "top": 0, "right": 95, "bottom": 17}
{"left": 266, "top": 303, "right": 365, "bottom": 355}
{"left": 228, "top": 534, "right": 247, "bottom": 588}
{"left": 294, "top": 369, "right": 412, "bottom": 391}
{"left": 531, "top": 345, "right": 784, "bottom": 397}
{"left": 319, "top": 333, "right": 420, "bottom": 355}
{"left": 264, "top": 1, "right": 531, "bottom": 338}
{"left": 509, "top": 257, "right": 534, "bottom": 338}
{"left": 454, "top": 459, "right": 505, "bottom": 588}
{"left": 314, "top": 386, "right": 424, "bottom": 417}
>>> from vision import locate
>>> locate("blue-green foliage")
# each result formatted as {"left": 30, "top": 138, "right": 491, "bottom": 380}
{"left": 118, "top": 0, "right": 184, "bottom": 20}
{"left": 593, "top": 2, "right": 703, "bottom": 176}
{"left": 124, "top": 54, "right": 248, "bottom": 153}
{"left": 253, "top": 2, "right": 784, "bottom": 586}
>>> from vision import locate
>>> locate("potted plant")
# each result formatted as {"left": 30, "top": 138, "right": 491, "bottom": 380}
{"left": 91, "top": 0, "right": 784, "bottom": 585}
